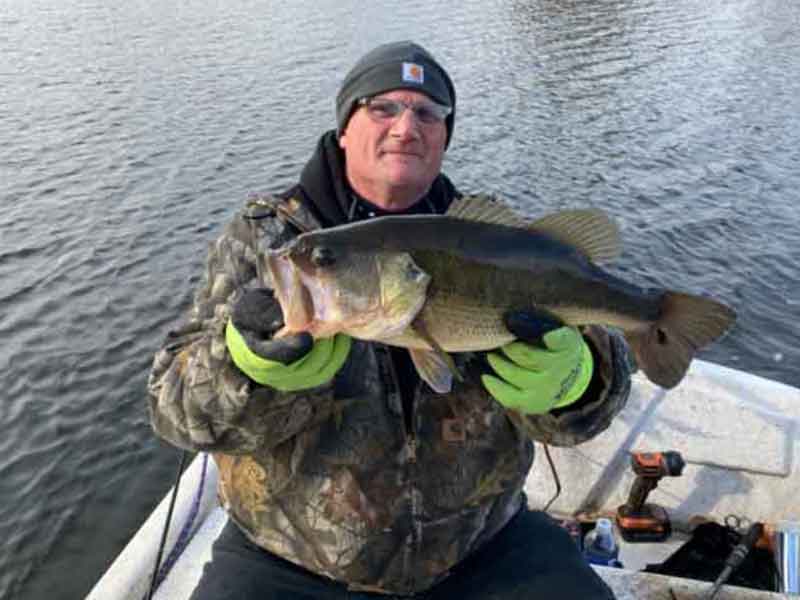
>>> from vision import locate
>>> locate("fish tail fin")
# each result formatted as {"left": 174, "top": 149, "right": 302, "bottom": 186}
{"left": 627, "top": 292, "right": 736, "bottom": 388}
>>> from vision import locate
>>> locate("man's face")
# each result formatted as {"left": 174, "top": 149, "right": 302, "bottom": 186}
{"left": 338, "top": 89, "right": 448, "bottom": 211}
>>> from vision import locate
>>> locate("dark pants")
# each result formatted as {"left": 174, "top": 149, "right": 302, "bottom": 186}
{"left": 189, "top": 509, "right": 616, "bottom": 600}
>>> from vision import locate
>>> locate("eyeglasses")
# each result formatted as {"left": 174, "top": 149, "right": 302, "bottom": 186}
{"left": 357, "top": 97, "right": 452, "bottom": 125}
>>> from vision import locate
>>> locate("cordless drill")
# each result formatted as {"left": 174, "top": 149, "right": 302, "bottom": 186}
{"left": 616, "top": 451, "right": 685, "bottom": 543}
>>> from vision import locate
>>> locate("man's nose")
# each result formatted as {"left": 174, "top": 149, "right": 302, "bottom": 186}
{"left": 388, "top": 108, "right": 422, "bottom": 139}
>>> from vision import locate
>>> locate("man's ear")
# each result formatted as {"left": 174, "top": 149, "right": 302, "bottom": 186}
{"left": 338, "top": 130, "right": 348, "bottom": 150}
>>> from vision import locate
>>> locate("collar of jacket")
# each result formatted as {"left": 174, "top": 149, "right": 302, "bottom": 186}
{"left": 297, "top": 129, "right": 460, "bottom": 226}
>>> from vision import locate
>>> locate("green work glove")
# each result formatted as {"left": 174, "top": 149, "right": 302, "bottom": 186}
{"left": 481, "top": 312, "right": 594, "bottom": 415}
{"left": 226, "top": 288, "right": 351, "bottom": 392}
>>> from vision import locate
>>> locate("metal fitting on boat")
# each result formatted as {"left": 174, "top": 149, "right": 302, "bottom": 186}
{"left": 773, "top": 522, "right": 800, "bottom": 595}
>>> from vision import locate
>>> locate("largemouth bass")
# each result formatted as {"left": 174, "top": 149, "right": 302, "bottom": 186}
{"left": 266, "top": 196, "right": 736, "bottom": 393}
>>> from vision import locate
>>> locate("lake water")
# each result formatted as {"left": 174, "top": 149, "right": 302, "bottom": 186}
{"left": 1, "top": 0, "right": 799, "bottom": 598}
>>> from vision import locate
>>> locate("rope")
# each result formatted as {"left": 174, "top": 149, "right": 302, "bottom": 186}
{"left": 144, "top": 451, "right": 209, "bottom": 600}
{"left": 542, "top": 443, "right": 562, "bottom": 512}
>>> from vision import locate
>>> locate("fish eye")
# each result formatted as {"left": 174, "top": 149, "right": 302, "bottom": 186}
{"left": 406, "top": 264, "right": 424, "bottom": 282}
{"left": 311, "top": 246, "right": 336, "bottom": 267}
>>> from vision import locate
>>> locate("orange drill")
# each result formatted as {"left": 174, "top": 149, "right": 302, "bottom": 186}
{"left": 616, "top": 451, "right": 685, "bottom": 543}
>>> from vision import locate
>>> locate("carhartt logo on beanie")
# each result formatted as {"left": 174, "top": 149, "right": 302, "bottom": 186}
{"left": 402, "top": 62, "right": 424, "bottom": 84}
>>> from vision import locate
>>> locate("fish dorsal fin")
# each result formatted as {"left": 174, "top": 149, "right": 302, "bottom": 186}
{"left": 529, "top": 209, "right": 621, "bottom": 263}
{"left": 447, "top": 197, "right": 621, "bottom": 263}
{"left": 445, "top": 195, "right": 528, "bottom": 228}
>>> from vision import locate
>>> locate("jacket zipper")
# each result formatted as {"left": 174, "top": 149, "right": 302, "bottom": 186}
{"left": 406, "top": 435, "right": 417, "bottom": 463}
{"left": 384, "top": 346, "right": 420, "bottom": 591}
{"left": 383, "top": 346, "right": 418, "bottom": 460}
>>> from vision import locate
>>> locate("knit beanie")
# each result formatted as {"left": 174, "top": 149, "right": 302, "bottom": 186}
{"left": 336, "top": 41, "right": 456, "bottom": 148}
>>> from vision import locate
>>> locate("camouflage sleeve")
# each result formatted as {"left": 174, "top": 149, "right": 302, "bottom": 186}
{"left": 146, "top": 204, "right": 338, "bottom": 454}
{"left": 510, "top": 326, "right": 633, "bottom": 447}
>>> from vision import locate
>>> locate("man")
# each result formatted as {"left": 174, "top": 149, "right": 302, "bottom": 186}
{"left": 148, "top": 41, "right": 632, "bottom": 599}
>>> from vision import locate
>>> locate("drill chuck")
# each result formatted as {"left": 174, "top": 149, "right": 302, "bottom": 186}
{"left": 631, "top": 451, "right": 686, "bottom": 477}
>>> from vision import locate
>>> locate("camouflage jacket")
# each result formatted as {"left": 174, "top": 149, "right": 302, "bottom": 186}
{"left": 147, "top": 194, "right": 632, "bottom": 595}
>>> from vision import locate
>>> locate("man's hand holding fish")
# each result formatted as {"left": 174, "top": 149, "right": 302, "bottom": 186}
{"left": 482, "top": 312, "right": 595, "bottom": 415}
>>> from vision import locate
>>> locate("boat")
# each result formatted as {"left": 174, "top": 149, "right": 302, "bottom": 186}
{"left": 87, "top": 359, "right": 799, "bottom": 599}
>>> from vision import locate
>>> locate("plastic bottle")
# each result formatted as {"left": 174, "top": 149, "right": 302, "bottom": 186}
{"left": 583, "top": 518, "right": 622, "bottom": 567}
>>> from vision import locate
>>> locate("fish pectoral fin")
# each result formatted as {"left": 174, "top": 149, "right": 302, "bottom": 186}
{"left": 406, "top": 319, "right": 462, "bottom": 394}
{"left": 409, "top": 348, "right": 455, "bottom": 394}
{"left": 409, "top": 318, "right": 464, "bottom": 383}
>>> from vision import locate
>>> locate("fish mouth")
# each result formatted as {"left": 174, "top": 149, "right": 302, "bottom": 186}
{"left": 265, "top": 251, "right": 314, "bottom": 335}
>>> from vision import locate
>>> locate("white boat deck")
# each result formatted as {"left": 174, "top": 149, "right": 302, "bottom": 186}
{"left": 525, "top": 360, "right": 799, "bottom": 529}
{"left": 88, "top": 360, "right": 799, "bottom": 599}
